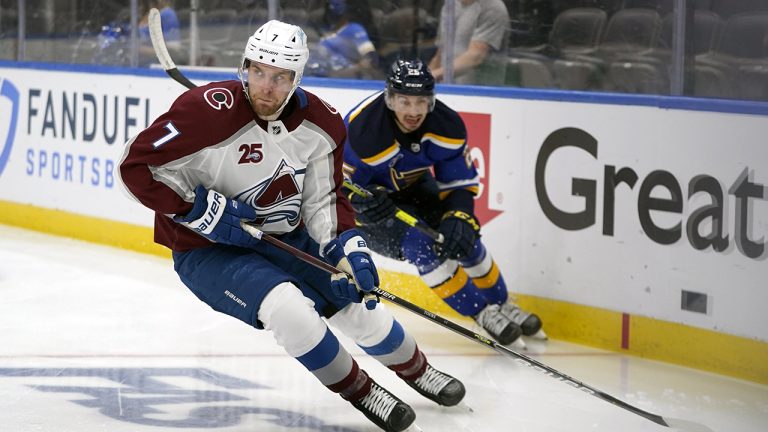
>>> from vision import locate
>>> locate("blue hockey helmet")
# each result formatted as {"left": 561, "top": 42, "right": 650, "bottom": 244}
{"left": 386, "top": 59, "right": 435, "bottom": 97}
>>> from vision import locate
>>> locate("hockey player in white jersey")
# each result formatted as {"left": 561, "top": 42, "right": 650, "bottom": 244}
{"left": 119, "top": 21, "right": 465, "bottom": 432}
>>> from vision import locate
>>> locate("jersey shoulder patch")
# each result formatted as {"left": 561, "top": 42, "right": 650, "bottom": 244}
{"left": 302, "top": 89, "right": 346, "bottom": 147}
{"left": 423, "top": 100, "right": 466, "bottom": 141}
{"left": 172, "top": 80, "right": 247, "bottom": 122}
{"left": 345, "top": 93, "right": 396, "bottom": 160}
{"left": 142, "top": 80, "right": 252, "bottom": 156}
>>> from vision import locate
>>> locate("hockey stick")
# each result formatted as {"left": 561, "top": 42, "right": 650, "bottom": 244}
{"left": 148, "top": 8, "right": 196, "bottom": 90}
{"left": 150, "top": 15, "right": 711, "bottom": 430}
{"left": 240, "top": 222, "right": 713, "bottom": 432}
{"left": 342, "top": 180, "right": 445, "bottom": 243}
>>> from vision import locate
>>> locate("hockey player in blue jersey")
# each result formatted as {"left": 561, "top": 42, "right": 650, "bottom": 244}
{"left": 342, "top": 59, "right": 546, "bottom": 347}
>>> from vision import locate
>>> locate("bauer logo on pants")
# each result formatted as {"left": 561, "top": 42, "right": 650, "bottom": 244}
{"left": 0, "top": 78, "right": 20, "bottom": 177}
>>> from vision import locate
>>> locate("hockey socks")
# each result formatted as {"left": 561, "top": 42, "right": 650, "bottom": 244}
{"left": 460, "top": 244, "right": 509, "bottom": 305}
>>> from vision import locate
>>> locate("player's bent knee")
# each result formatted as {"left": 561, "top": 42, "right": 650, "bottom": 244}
{"left": 257, "top": 281, "right": 327, "bottom": 357}
{"left": 330, "top": 301, "right": 394, "bottom": 346}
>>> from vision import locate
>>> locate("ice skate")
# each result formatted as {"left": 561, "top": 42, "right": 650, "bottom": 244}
{"left": 474, "top": 304, "right": 523, "bottom": 346}
{"left": 406, "top": 363, "right": 466, "bottom": 406}
{"left": 500, "top": 302, "right": 547, "bottom": 339}
{"left": 351, "top": 379, "right": 416, "bottom": 432}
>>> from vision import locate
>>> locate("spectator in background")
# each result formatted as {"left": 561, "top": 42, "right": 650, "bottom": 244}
{"left": 306, "top": 0, "right": 382, "bottom": 79}
{"left": 93, "top": 0, "right": 179, "bottom": 66}
{"left": 138, "top": 0, "right": 180, "bottom": 66}
{"left": 429, "top": 0, "right": 510, "bottom": 85}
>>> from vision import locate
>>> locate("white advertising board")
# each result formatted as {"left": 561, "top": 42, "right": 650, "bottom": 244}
{"left": 1, "top": 66, "right": 766, "bottom": 342}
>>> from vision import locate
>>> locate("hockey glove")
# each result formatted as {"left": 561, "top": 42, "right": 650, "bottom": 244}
{"left": 347, "top": 185, "right": 397, "bottom": 225}
{"left": 436, "top": 210, "right": 481, "bottom": 260}
{"left": 175, "top": 185, "right": 260, "bottom": 248}
{"left": 328, "top": 273, "right": 363, "bottom": 305}
{"left": 323, "top": 229, "right": 380, "bottom": 310}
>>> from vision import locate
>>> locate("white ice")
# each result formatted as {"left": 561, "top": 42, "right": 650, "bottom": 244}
{"left": 1, "top": 224, "right": 766, "bottom": 432}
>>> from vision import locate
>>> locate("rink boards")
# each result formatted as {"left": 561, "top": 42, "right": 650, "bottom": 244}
{"left": 0, "top": 61, "right": 766, "bottom": 384}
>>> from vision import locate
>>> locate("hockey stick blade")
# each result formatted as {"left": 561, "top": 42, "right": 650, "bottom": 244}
{"left": 664, "top": 418, "right": 716, "bottom": 432}
{"left": 491, "top": 343, "right": 714, "bottom": 431}
{"left": 148, "top": 7, "right": 196, "bottom": 90}
{"left": 240, "top": 222, "right": 712, "bottom": 432}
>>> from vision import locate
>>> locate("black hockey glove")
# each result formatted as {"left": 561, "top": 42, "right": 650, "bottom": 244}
{"left": 436, "top": 210, "right": 481, "bottom": 260}
{"left": 347, "top": 185, "right": 397, "bottom": 225}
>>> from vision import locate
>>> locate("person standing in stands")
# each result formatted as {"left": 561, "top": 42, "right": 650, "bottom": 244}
{"left": 429, "top": 0, "right": 510, "bottom": 85}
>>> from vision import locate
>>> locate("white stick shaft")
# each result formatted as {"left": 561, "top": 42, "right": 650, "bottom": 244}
{"left": 148, "top": 8, "right": 175, "bottom": 70}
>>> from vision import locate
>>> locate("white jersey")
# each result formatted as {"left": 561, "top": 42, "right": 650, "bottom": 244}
{"left": 119, "top": 80, "right": 355, "bottom": 252}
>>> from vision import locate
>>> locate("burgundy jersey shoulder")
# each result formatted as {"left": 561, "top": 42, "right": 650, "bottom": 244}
{"left": 299, "top": 88, "right": 346, "bottom": 147}
{"left": 161, "top": 80, "right": 253, "bottom": 152}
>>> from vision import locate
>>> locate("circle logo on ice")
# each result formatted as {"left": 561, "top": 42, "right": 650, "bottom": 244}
{"left": 204, "top": 87, "right": 234, "bottom": 110}
{"left": 0, "top": 78, "right": 20, "bottom": 177}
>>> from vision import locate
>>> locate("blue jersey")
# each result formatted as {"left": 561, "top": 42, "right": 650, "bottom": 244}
{"left": 139, "top": 7, "right": 180, "bottom": 44}
{"left": 321, "top": 22, "right": 375, "bottom": 68}
{"left": 342, "top": 91, "right": 479, "bottom": 199}
{"left": 307, "top": 22, "right": 376, "bottom": 76}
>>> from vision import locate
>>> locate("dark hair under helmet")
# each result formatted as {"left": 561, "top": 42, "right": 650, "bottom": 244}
{"left": 386, "top": 59, "right": 435, "bottom": 97}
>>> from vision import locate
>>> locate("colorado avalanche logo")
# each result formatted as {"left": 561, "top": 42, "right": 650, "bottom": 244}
{"left": 203, "top": 87, "right": 234, "bottom": 110}
{"left": 236, "top": 160, "right": 303, "bottom": 228}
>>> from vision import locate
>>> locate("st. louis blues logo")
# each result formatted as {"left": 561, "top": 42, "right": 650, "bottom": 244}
{"left": 236, "top": 160, "right": 304, "bottom": 228}
{"left": 0, "top": 78, "right": 20, "bottom": 177}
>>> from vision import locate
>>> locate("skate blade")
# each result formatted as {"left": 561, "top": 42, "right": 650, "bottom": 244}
{"left": 507, "top": 337, "right": 527, "bottom": 350}
{"left": 527, "top": 329, "right": 548, "bottom": 340}
{"left": 456, "top": 401, "right": 474, "bottom": 413}
{"left": 404, "top": 423, "right": 424, "bottom": 432}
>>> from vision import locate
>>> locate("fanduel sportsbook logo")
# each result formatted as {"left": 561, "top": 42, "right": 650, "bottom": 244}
{"left": 0, "top": 78, "right": 20, "bottom": 177}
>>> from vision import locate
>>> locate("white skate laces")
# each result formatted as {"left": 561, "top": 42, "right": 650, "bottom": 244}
{"left": 474, "top": 304, "right": 523, "bottom": 346}
{"left": 499, "top": 302, "right": 547, "bottom": 339}
{"left": 351, "top": 380, "right": 415, "bottom": 431}
{"left": 359, "top": 382, "right": 398, "bottom": 422}
{"left": 500, "top": 302, "right": 530, "bottom": 324}
{"left": 413, "top": 365, "right": 452, "bottom": 396}
{"left": 406, "top": 364, "right": 466, "bottom": 406}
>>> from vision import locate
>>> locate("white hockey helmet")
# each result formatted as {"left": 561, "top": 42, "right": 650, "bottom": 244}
{"left": 238, "top": 20, "right": 309, "bottom": 116}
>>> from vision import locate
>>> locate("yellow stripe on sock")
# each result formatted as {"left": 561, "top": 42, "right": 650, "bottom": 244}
{"left": 433, "top": 267, "right": 469, "bottom": 299}
{"left": 472, "top": 261, "right": 500, "bottom": 289}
